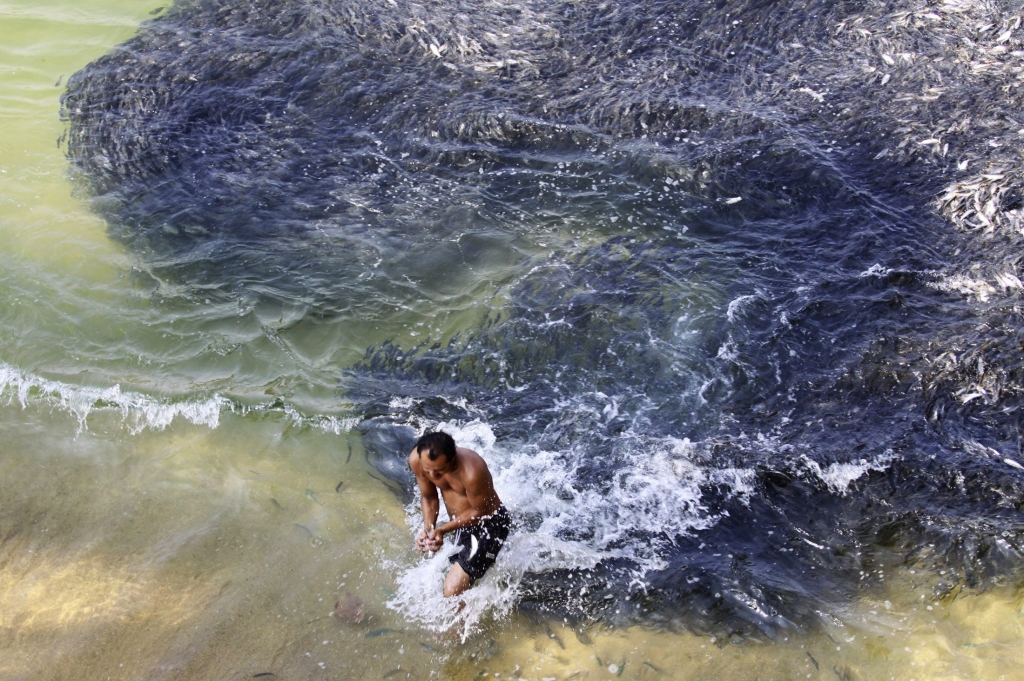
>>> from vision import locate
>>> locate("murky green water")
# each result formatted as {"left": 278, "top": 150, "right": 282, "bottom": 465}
{"left": 3, "top": 1, "right": 1024, "bottom": 679}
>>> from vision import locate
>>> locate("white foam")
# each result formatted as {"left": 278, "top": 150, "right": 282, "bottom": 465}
{"left": 0, "top": 361, "right": 369, "bottom": 436}
{"left": 386, "top": 420, "right": 755, "bottom": 639}
{"left": 385, "top": 531, "right": 602, "bottom": 641}
{"left": 800, "top": 450, "right": 898, "bottom": 495}
{"left": 859, "top": 263, "right": 892, "bottom": 278}
{"left": 726, "top": 293, "right": 760, "bottom": 322}
{"left": 282, "top": 405, "right": 360, "bottom": 435}
{"left": 0, "top": 361, "right": 228, "bottom": 434}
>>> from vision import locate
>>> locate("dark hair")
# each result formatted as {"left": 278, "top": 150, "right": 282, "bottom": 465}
{"left": 415, "top": 431, "right": 456, "bottom": 461}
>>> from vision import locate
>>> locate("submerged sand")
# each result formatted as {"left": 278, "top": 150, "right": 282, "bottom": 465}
{"left": 1, "top": 403, "right": 1021, "bottom": 681}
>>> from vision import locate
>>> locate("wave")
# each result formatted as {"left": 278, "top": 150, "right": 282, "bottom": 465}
{"left": 0, "top": 361, "right": 359, "bottom": 435}
{"left": 0, "top": 361, "right": 228, "bottom": 433}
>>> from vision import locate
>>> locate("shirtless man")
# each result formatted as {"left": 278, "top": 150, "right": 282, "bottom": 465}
{"left": 409, "top": 431, "right": 512, "bottom": 597}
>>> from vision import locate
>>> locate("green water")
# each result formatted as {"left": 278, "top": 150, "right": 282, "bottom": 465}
{"left": 2, "top": 1, "right": 1024, "bottom": 679}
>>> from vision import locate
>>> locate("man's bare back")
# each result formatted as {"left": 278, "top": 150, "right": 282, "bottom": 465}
{"left": 408, "top": 431, "right": 510, "bottom": 597}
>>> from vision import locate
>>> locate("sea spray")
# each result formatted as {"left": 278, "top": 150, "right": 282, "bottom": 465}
{"left": 800, "top": 451, "right": 899, "bottom": 496}
{"left": 386, "top": 524, "right": 605, "bottom": 641}
{"left": 384, "top": 420, "right": 763, "bottom": 636}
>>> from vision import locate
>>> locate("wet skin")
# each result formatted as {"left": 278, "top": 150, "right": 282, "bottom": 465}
{"left": 408, "top": 445, "right": 502, "bottom": 597}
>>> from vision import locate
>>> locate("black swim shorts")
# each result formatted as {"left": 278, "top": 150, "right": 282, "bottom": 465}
{"left": 448, "top": 505, "right": 512, "bottom": 581}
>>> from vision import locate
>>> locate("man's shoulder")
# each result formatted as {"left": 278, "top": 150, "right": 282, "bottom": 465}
{"left": 455, "top": 446, "right": 484, "bottom": 465}
{"left": 455, "top": 447, "right": 490, "bottom": 478}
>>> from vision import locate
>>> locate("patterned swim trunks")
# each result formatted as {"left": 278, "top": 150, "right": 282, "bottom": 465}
{"left": 448, "top": 505, "right": 512, "bottom": 581}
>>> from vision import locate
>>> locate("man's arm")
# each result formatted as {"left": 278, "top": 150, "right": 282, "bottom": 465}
{"left": 409, "top": 449, "right": 441, "bottom": 552}
{"left": 420, "top": 489, "right": 440, "bottom": 533}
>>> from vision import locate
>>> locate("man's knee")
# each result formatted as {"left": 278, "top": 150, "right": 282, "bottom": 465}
{"left": 444, "top": 564, "right": 473, "bottom": 597}
{"left": 444, "top": 578, "right": 472, "bottom": 598}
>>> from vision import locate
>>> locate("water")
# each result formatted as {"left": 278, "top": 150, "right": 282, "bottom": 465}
{"left": 3, "top": 0, "right": 1024, "bottom": 678}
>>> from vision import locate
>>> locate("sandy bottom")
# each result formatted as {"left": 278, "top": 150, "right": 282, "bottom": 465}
{"left": 0, "top": 403, "right": 1022, "bottom": 681}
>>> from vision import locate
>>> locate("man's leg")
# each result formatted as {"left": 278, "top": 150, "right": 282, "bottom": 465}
{"left": 443, "top": 562, "right": 473, "bottom": 598}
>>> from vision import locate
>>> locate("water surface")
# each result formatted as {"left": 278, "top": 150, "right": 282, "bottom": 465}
{"left": 3, "top": 0, "right": 1024, "bottom": 678}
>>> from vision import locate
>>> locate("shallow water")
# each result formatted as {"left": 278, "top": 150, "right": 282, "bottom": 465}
{"left": 2, "top": 403, "right": 1023, "bottom": 680}
{"left": 3, "top": 0, "right": 1024, "bottom": 678}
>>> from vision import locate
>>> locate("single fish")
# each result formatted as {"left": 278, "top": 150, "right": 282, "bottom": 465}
{"left": 293, "top": 523, "right": 313, "bottom": 537}
{"left": 305, "top": 489, "right": 321, "bottom": 505}
{"left": 333, "top": 593, "right": 365, "bottom": 624}
{"left": 807, "top": 652, "right": 820, "bottom": 670}
{"left": 252, "top": 674, "right": 276, "bottom": 679}
{"left": 544, "top": 623, "right": 565, "bottom": 649}
{"left": 346, "top": 441, "right": 353, "bottom": 464}
{"left": 419, "top": 642, "right": 439, "bottom": 653}
{"left": 270, "top": 498, "right": 284, "bottom": 511}
{"left": 364, "top": 628, "right": 403, "bottom": 638}
{"left": 382, "top": 669, "right": 406, "bottom": 678}
{"left": 335, "top": 480, "right": 344, "bottom": 493}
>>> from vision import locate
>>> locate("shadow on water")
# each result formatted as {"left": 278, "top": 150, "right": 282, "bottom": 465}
{"left": 61, "top": 0, "right": 1024, "bottom": 637}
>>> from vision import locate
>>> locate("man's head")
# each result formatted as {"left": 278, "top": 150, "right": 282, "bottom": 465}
{"left": 415, "top": 431, "right": 456, "bottom": 462}
{"left": 415, "top": 431, "right": 457, "bottom": 482}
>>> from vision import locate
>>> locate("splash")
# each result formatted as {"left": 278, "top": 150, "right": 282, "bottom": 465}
{"left": 799, "top": 451, "right": 899, "bottom": 496}
{"left": 385, "top": 420, "right": 761, "bottom": 637}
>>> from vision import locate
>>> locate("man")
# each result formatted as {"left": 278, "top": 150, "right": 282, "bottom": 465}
{"left": 409, "top": 431, "right": 511, "bottom": 597}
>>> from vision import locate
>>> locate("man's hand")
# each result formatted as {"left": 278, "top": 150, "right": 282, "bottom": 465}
{"left": 416, "top": 528, "right": 444, "bottom": 553}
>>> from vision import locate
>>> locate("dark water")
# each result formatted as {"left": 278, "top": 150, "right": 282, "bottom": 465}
{"left": 60, "top": 0, "right": 1024, "bottom": 637}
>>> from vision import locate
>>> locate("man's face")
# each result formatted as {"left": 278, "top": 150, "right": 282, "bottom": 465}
{"left": 420, "top": 451, "right": 454, "bottom": 483}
